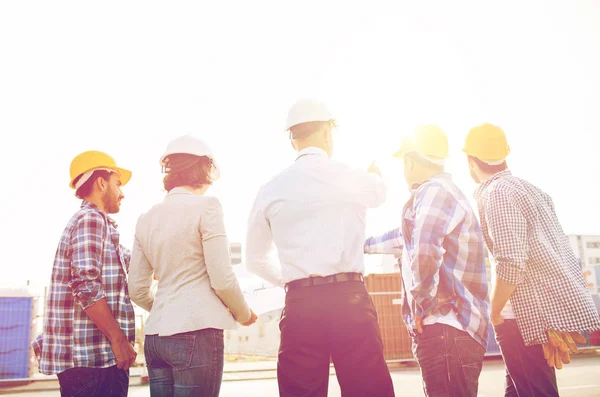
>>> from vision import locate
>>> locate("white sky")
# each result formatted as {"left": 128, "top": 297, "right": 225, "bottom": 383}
{"left": 1, "top": 1, "right": 599, "bottom": 290}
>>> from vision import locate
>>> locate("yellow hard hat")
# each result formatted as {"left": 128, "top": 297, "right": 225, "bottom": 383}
{"left": 69, "top": 151, "right": 132, "bottom": 189}
{"left": 463, "top": 123, "right": 510, "bottom": 162}
{"left": 393, "top": 125, "right": 449, "bottom": 161}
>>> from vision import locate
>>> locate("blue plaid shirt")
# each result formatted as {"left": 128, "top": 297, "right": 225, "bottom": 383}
{"left": 365, "top": 173, "right": 490, "bottom": 348}
{"left": 32, "top": 201, "right": 135, "bottom": 375}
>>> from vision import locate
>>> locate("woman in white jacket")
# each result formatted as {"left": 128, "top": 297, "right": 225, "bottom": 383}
{"left": 129, "top": 135, "right": 256, "bottom": 397}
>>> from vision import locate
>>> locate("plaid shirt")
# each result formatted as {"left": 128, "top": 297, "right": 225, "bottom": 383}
{"left": 31, "top": 201, "right": 135, "bottom": 375}
{"left": 475, "top": 170, "right": 600, "bottom": 346}
{"left": 366, "top": 173, "right": 490, "bottom": 348}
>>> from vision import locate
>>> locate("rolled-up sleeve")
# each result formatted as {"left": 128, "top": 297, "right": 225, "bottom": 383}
{"left": 69, "top": 211, "right": 107, "bottom": 310}
{"left": 486, "top": 190, "right": 528, "bottom": 285}
{"left": 201, "top": 197, "right": 251, "bottom": 323}
{"left": 128, "top": 234, "right": 154, "bottom": 312}
{"left": 364, "top": 228, "right": 403, "bottom": 256}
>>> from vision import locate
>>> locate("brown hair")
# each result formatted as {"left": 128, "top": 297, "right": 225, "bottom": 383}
{"left": 468, "top": 155, "right": 508, "bottom": 174}
{"left": 74, "top": 170, "right": 112, "bottom": 199}
{"left": 163, "top": 153, "right": 214, "bottom": 191}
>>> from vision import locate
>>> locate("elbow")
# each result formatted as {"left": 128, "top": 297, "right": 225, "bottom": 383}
{"left": 71, "top": 281, "right": 104, "bottom": 310}
{"left": 496, "top": 261, "right": 525, "bottom": 285}
{"left": 245, "top": 257, "right": 260, "bottom": 276}
{"left": 128, "top": 285, "right": 153, "bottom": 311}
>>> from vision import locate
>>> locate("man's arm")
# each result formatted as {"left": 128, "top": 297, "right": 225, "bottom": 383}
{"left": 410, "top": 186, "right": 466, "bottom": 321}
{"left": 485, "top": 189, "right": 528, "bottom": 324}
{"left": 354, "top": 165, "right": 387, "bottom": 208}
{"left": 84, "top": 298, "right": 137, "bottom": 370}
{"left": 70, "top": 212, "right": 136, "bottom": 370}
{"left": 364, "top": 228, "right": 403, "bottom": 255}
{"left": 245, "top": 188, "right": 283, "bottom": 287}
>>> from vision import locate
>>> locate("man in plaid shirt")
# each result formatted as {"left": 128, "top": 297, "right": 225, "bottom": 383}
{"left": 464, "top": 124, "right": 600, "bottom": 396}
{"left": 32, "top": 151, "right": 136, "bottom": 397}
{"left": 365, "top": 126, "right": 489, "bottom": 397}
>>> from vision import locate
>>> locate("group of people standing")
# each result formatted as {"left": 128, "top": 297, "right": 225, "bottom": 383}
{"left": 32, "top": 99, "right": 600, "bottom": 397}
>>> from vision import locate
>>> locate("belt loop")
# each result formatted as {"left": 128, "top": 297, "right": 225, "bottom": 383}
{"left": 333, "top": 274, "right": 338, "bottom": 283}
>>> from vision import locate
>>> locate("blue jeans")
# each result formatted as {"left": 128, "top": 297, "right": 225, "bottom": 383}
{"left": 494, "top": 320, "right": 559, "bottom": 397}
{"left": 144, "top": 328, "right": 224, "bottom": 397}
{"left": 57, "top": 365, "right": 129, "bottom": 397}
{"left": 412, "top": 323, "right": 486, "bottom": 397}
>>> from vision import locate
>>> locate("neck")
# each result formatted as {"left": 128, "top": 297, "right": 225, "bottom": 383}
{"left": 84, "top": 195, "right": 107, "bottom": 213}
{"left": 412, "top": 168, "right": 444, "bottom": 186}
{"left": 181, "top": 185, "right": 207, "bottom": 195}
{"left": 478, "top": 170, "right": 499, "bottom": 184}
{"left": 294, "top": 141, "right": 330, "bottom": 157}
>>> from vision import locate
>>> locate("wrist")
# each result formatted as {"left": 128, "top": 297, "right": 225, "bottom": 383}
{"left": 107, "top": 330, "right": 127, "bottom": 344}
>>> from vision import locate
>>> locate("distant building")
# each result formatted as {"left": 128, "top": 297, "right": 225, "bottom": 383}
{"left": 231, "top": 242, "right": 242, "bottom": 265}
{"left": 224, "top": 309, "right": 282, "bottom": 358}
{"left": 568, "top": 235, "right": 600, "bottom": 302}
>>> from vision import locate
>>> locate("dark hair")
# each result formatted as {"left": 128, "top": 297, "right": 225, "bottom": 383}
{"left": 74, "top": 170, "right": 112, "bottom": 199}
{"left": 468, "top": 155, "right": 507, "bottom": 174}
{"left": 289, "top": 120, "right": 335, "bottom": 140}
{"left": 163, "top": 153, "right": 214, "bottom": 191}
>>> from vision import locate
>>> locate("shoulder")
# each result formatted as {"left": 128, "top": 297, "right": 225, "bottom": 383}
{"left": 72, "top": 208, "right": 106, "bottom": 230}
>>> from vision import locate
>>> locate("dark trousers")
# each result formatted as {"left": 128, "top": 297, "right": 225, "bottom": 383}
{"left": 278, "top": 280, "right": 395, "bottom": 397}
{"left": 144, "top": 328, "right": 224, "bottom": 397}
{"left": 412, "top": 323, "right": 486, "bottom": 397}
{"left": 57, "top": 365, "right": 129, "bottom": 397}
{"left": 494, "top": 320, "right": 559, "bottom": 397}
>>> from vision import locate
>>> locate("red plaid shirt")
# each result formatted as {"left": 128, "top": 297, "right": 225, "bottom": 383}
{"left": 31, "top": 201, "right": 135, "bottom": 374}
{"left": 475, "top": 170, "right": 600, "bottom": 345}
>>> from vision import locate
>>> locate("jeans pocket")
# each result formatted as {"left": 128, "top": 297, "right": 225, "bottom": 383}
{"left": 161, "top": 334, "right": 196, "bottom": 371}
{"left": 454, "top": 336, "right": 485, "bottom": 384}
{"left": 57, "top": 367, "right": 98, "bottom": 397}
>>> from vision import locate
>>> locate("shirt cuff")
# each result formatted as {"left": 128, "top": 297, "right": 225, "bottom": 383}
{"left": 73, "top": 282, "right": 106, "bottom": 310}
{"left": 496, "top": 262, "right": 525, "bottom": 285}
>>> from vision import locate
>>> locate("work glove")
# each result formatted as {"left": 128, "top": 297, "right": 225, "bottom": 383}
{"left": 542, "top": 330, "right": 587, "bottom": 369}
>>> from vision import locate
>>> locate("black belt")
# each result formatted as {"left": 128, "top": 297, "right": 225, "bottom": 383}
{"left": 285, "top": 272, "right": 364, "bottom": 292}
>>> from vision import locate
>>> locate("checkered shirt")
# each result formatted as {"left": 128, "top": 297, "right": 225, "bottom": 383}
{"left": 31, "top": 201, "right": 135, "bottom": 375}
{"left": 366, "top": 173, "right": 490, "bottom": 348}
{"left": 475, "top": 170, "right": 600, "bottom": 346}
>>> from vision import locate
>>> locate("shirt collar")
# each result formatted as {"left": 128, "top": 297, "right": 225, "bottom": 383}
{"left": 410, "top": 172, "right": 451, "bottom": 192}
{"left": 81, "top": 200, "right": 118, "bottom": 228}
{"left": 474, "top": 169, "right": 512, "bottom": 200}
{"left": 167, "top": 186, "right": 195, "bottom": 196}
{"left": 295, "top": 147, "right": 328, "bottom": 161}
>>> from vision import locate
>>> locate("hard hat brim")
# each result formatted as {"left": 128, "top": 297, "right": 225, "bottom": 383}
{"left": 392, "top": 138, "right": 415, "bottom": 159}
{"left": 70, "top": 166, "right": 132, "bottom": 189}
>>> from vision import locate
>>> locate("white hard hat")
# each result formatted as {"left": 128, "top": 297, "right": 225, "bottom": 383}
{"left": 160, "top": 134, "right": 221, "bottom": 181}
{"left": 285, "top": 99, "right": 334, "bottom": 131}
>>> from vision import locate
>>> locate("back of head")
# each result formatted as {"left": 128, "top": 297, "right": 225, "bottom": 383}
{"left": 394, "top": 124, "right": 449, "bottom": 167}
{"left": 463, "top": 123, "right": 510, "bottom": 175}
{"left": 160, "top": 135, "right": 220, "bottom": 191}
{"left": 463, "top": 123, "right": 510, "bottom": 164}
{"left": 162, "top": 153, "right": 214, "bottom": 192}
{"left": 285, "top": 99, "right": 336, "bottom": 154}
{"left": 285, "top": 99, "right": 335, "bottom": 133}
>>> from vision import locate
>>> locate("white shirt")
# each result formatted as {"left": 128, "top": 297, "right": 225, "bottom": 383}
{"left": 245, "top": 147, "right": 387, "bottom": 286}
